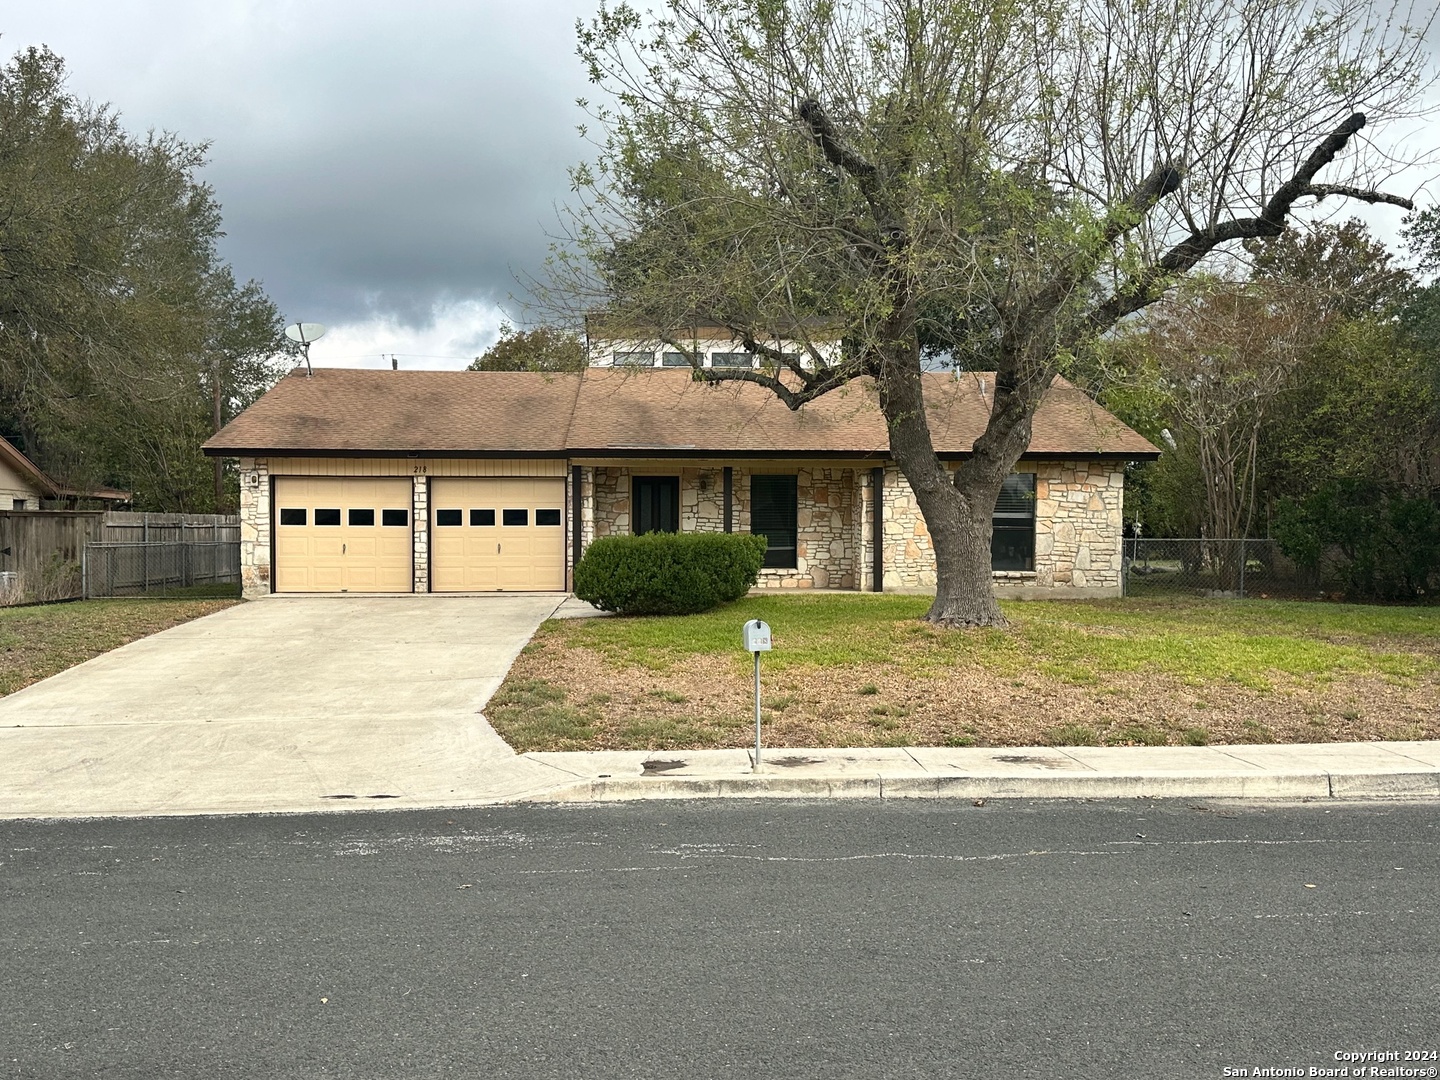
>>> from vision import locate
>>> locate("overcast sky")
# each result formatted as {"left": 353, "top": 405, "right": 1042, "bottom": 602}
{"left": 4, "top": 0, "right": 597, "bottom": 369}
{"left": 5, "top": 2, "right": 1438, "bottom": 371}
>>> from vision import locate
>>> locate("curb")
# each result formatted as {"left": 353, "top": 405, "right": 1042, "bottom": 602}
{"left": 524, "top": 770, "right": 1440, "bottom": 804}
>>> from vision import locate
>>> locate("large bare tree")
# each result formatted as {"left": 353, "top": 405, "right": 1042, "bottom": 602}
{"left": 553, "top": 0, "right": 1432, "bottom": 626}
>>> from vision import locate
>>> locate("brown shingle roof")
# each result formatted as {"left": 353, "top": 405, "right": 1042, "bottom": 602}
{"left": 205, "top": 369, "right": 582, "bottom": 454}
{"left": 1, "top": 436, "right": 132, "bottom": 502}
{"left": 204, "top": 367, "right": 1159, "bottom": 459}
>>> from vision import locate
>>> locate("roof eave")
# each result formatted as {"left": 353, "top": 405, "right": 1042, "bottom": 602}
{"left": 202, "top": 446, "right": 573, "bottom": 458}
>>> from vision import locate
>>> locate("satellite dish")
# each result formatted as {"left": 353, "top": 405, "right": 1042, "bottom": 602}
{"left": 285, "top": 323, "right": 327, "bottom": 344}
{"left": 284, "top": 323, "right": 327, "bottom": 377}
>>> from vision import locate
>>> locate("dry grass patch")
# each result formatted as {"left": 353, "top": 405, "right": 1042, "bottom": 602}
{"left": 488, "top": 595, "right": 1440, "bottom": 752}
{"left": 0, "top": 598, "right": 238, "bottom": 697}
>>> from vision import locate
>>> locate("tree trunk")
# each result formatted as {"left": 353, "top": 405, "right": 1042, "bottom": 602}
{"left": 876, "top": 336, "right": 1019, "bottom": 627}
{"left": 876, "top": 324, "right": 1051, "bottom": 627}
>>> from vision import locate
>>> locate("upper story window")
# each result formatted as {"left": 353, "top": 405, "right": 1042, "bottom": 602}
{"left": 710, "top": 352, "right": 754, "bottom": 369}
{"left": 991, "top": 473, "right": 1036, "bottom": 572}
{"left": 613, "top": 351, "right": 655, "bottom": 366}
{"left": 661, "top": 352, "right": 692, "bottom": 367}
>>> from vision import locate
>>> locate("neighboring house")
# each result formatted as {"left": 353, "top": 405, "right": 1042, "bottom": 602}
{"left": 203, "top": 367, "right": 1159, "bottom": 600}
{"left": 0, "top": 437, "right": 47, "bottom": 510}
{"left": 585, "top": 315, "right": 843, "bottom": 369}
{"left": 0, "top": 436, "right": 130, "bottom": 510}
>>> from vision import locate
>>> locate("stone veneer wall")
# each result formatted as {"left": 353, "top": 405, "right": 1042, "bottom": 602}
{"left": 238, "top": 456, "right": 1123, "bottom": 599}
{"left": 878, "top": 460, "right": 1124, "bottom": 594}
{"left": 740, "top": 467, "right": 858, "bottom": 589}
{"left": 237, "top": 455, "right": 270, "bottom": 599}
{"left": 590, "top": 465, "right": 859, "bottom": 589}
{"left": 592, "top": 466, "right": 727, "bottom": 537}
{"left": 1031, "top": 461, "right": 1124, "bottom": 590}
{"left": 411, "top": 475, "right": 428, "bottom": 593}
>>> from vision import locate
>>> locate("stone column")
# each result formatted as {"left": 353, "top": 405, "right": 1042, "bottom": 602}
{"left": 412, "top": 475, "right": 429, "bottom": 593}
{"left": 239, "top": 456, "right": 271, "bottom": 599}
{"left": 580, "top": 466, "right": 595, "bottom": 549}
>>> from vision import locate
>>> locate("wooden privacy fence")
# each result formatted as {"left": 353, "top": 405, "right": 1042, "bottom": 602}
{"left": 0, "top": 511, "right": 105, "bottom": 604}
{"left": 0, "top": 511, "right": 240, "bottom": 605}
{"left": 100, "top": 512, "right": 239, "bottom": 544}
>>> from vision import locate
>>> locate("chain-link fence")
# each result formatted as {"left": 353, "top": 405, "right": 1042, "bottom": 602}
{"left": 1122, "top": 538, "right": 1322, "bottom": 599}
{"left": 81, "top": 542, "right": 240, "bottom": 599}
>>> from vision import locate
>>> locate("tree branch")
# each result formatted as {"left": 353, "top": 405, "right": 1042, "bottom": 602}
{"left": 797, "top": 98, "right": 878, "bottom": 181}
{"left": 690, "top": 352, "right": 873, "bottom": 410}
{"left": 1301, "top": 183, "right": 1414, "bottom": 210}
{"left": 797, "top": 98, "right": 905, "bottom": 244}
{"left": 1084, "top": 113, "right": 1392, "bottom": 333}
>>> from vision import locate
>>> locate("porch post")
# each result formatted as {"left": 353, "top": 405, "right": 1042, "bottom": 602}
{"left": 871, "top": 466, "right": 884, "bottom": 592}
{"left": 571, "top": 464, "right": 583, "bottom": 585}
{"left": 723, "top": 467, "right": 733, "bottom": 533}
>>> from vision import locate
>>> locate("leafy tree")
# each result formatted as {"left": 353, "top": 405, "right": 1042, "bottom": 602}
{"left": 1085, "top": 221, "right": 1433, "bottom": 540}
{"left": 1250, "top": 218, "right": 1413, "bottom": 320}
{"left": 0, "top": 46, "right": 290, "bottom": 511}
{"left": 468, "top": 323, "right": 586, "bottom": 371}
{"left": 1274, "top": 481, "right": 1440, "bottom": 600}
{"left": 555, "top": 0, "right": 1430, "bottom": 626}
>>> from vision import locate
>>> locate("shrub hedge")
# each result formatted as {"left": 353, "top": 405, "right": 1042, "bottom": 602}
{"left": 574, "top": 533, "right": 768, "bottom": 615}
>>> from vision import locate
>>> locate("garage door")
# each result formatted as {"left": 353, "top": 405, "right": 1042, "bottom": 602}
{"left": 274, "top": 477, "right": 413, "bottom": 593}
{"left": 431, "top": 477, "right": 565, "bottom": 591}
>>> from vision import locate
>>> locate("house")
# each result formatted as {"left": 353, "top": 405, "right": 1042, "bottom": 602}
{"left": 203, "top": 366, "right": 1159, "bottom": 600}
{"left": 0, "top": 436, "right": 130, "bottom": 510}
{"left": 584, "top": 315, "right": 843, "bottom": 370}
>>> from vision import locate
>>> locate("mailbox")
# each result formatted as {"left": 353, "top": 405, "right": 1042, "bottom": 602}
{"left": 743, "top": 619, "right": 772, "bottom": 652}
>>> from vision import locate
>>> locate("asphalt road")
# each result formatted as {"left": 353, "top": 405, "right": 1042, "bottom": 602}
{"left": 2, "top": 799, "right": 1437, "bottom": 1079}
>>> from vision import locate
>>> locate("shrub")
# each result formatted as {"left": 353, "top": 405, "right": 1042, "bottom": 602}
{"left": 574, "top": 532, "right": 767, "bottom": 615}
{"left": 1274, "top": 481, "right": 1440, "bottom": 601}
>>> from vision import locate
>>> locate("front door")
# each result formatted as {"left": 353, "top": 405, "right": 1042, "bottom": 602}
{"left": 633, "top": 475, "right": 679, "bottom": 534}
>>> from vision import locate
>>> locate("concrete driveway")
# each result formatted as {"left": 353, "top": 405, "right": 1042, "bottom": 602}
{"left": 0, "top": 595, "right": 581, "bottom": 818}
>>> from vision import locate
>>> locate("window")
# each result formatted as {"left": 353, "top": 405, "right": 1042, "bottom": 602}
{"left": 613, "top": 351, "right": 654, "bottom": 366}
{"left": 315, "top": 508, "right": 341, "bottom": 526}
{"left": 470, "top": 508, "right": 495, "bottom": 526}
{"left": 750, "top": 474, "right": 797, "bottom": 568}
{"left": 633, "top": 476, "right": 679, "bottom": 534}
{"left": 710, "top": 351, "right": 753, "bottom": 368}
{"left": 503, "top": 508, "right": 528, "bottom": 526}
{"left": 661, "top": 352, "right": 692, "bottom": 367}
{"left": 348, "top": 508, "right": 375, "bottom": 526}
{"left": 382, "top": 509, "right": 408, "bottom": 527}
{"left": 12, "top": 498, "right": 26, "bottom": 510}
{"left": 436, "top": 509, "right": 462, "bottom": 526}
{"left": 536, "top": 508, "right": 562, "bottom": 526}
{"left": 991, "top": 473, "right": 1036, "bottom": 571}
{"left": 280, "top": 508, "right": 307, "bottom": 526}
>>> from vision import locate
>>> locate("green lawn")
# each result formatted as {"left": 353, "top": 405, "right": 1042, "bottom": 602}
{"left": 534, "top": 595, "right": 1436, "bottom": 687}
{"left": 0, "top": 598, "right": 238, "bottom": 697}
{"left": 491, "top": 595, "right": 1440, "bottom": 752}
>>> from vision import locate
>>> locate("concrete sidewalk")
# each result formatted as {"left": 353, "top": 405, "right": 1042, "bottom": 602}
{"left": 522, "top": 741, "right": 1440, "bottom": 802}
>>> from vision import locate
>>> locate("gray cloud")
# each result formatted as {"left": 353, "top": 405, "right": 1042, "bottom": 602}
{"left": 4, "top": 0, "right": 597, "bottom": 336}
{"left": 6, "top": 0, "right": 1437, "bottom": 360}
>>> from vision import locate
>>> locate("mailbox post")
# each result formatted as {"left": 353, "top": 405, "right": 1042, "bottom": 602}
{"left": 742, "top": 619, "right": 772, "bottom": 771}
